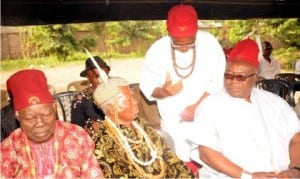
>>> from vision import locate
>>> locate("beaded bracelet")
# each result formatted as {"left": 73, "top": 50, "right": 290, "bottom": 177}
{"left": 290, "top": 166, "right": 300, "bottom": 173}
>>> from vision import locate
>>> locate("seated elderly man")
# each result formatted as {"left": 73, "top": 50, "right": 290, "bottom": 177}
{"left": 1, "top": 69, "right": 103, "bottom": 178}
{"left": 188, "top": 39, "right": 300, "bottom": 178}
{"left": 91, "top": 76, "right": 194, "bottom": 178}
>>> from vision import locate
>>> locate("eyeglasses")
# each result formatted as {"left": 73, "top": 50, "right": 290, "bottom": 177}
{"left": 224, "top": 73, "right": 256, "bottom": 82}
{"left": 171, "top": 41, "right": 196, "bottom": 49}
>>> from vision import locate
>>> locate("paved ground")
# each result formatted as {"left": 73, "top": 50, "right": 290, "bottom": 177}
{"left": 1, "top": 58, "right": 145, "bottom": 93}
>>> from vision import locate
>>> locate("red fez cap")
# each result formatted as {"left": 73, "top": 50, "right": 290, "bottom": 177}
{"left": 223, "top": 48, "right": 232, "bottom": 59}
{"left": 6, "top": 69, "right": 54, "bottom": 110}
{"left": 227, "top": 39, "right": 259, "bottom": 68}
{"left": 167, "top": 4, "right": 198, "bottom": 38}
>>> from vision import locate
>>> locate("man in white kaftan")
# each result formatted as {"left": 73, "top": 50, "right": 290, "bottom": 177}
{"left": 139, "top": 4, "right": 225, "bottom": 164}
{"left": 189, "top": 88, "right": 300, "bottom": 178}
{"left": 258, "top": 41, "right": 281, "bottom": 79}
{"left": 258, "top": 55, "right": 281, "bottom": 79}
{"left": 188, "top": 38, "right": 300, "bottom": 178}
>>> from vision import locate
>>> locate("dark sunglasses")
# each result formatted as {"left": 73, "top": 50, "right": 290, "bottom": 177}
{"left": 224, "top": 73, "right": 256, "bottom": 82}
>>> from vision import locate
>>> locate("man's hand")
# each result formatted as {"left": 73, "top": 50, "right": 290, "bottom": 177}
{"left": 151, "top": 72, "right": 182, "bottom": 98}
{"left": 277, "top": 168, "right": 300, "bottom": 178}
{"left": 180, "top": 103, "right": 197, "bottom": 122}
{"left": 251, "top": 172, "right": 278, "bottom": 178}
{"left": 180, "top": 92, "right": 210, "bottom": 122}
{"left": 162, "top": 72, "right": 182, "bottom": 96}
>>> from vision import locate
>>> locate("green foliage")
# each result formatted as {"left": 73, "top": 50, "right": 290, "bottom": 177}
{"left": 94, "top": 20, "right": 165, "bottom": 57}
{"left": 211, "top": 19, "right": 258, "bottom": 47}
{"left": 27, "top": 24, "right": 97, "bottom": 61}
{"left": 259, "top": 18, "right": 300, "bottom": 48}
{"left": 29, "top": 25, "right": 76, "bottom": 60}
{"left": 1, "top": 56, "right": 60, "bottom": 71}
{"left": 1, "top": 52, "right": 144, "bottom": 72}
{"left": 6, "top": 21, "right": 165, "bottom": 62}
{"left": 79, "top": 36, "right": 97, "bottom": 50}
{"left": 91, "top": 22, "right": 106, "bottom": 34}
{"left": 211, "top": 19, "right": 300, "bottom": 49}
{"left": 273, "top": 47, "right": 300, "bottom": 70}
{"left": 210, "top": 19, "right": 300, "bottom": 69}
{"left": 3, "top": 20, "right": 299, "bottom": 72}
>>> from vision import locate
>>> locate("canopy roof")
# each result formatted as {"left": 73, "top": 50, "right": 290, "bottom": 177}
{"left": 2, "top": 0, "right": 300, "bottom": 26}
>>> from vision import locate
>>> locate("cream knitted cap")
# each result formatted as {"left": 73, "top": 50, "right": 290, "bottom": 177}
{"left": 93, "top": 77, "right": 128, "bottom": 106}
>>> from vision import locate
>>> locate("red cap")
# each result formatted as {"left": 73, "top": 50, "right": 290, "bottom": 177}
{"left": 228, "top": 39, "right": 259, "bottom": 68}
{"left": 167, "top": 4, "right": 198, "bottom": 37}
{"left": 6, "top": 69, "right": 54, "bottom": 110}
{"left": 223, "top": 48, "right": 232, "bottom": 59}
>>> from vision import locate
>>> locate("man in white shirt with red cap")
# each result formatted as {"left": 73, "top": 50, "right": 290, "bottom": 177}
{"left": 188, "top": 39, "right": 300, "bottom": 178}
{"left": 139, "top": 4, "right": 226, "bottom": 174}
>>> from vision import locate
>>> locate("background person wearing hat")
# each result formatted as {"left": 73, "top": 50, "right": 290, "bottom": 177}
{"left": 139, "top": 4, "right": 226, "bottom": 172}
{"left": 91, "top": 76, "right": 194, "bottom": 178}
{"left": 71, "top": 56, "right": 110, "bottom": 133}
{"left": 1, "top": 69, "right": 104, "bottom": 178}
{"left": 258, "top": 41, "right": 281, "bottom": 79}
{"left": 187, "top": 39, "right": 300, "bottom": 178}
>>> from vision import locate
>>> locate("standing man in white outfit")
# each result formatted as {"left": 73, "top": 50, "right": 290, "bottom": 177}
{"left": 139, "top": 4, "right": 226, "bottom": 174}
{"left": 258, "top": 41, "right": 281, "bottom": 79}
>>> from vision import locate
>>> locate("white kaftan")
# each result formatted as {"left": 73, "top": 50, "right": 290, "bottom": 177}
{"left": 188, "top": 88, "right": 300, "bottom": 178}
{"left": 139, "top": 31, "right": 226, "bottom": 161}
{"left": 258, "top": 55, "right": 281, "bottom": 79}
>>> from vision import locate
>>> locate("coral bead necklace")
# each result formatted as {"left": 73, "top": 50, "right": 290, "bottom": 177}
{"left": 24, "top": 134, "right": 59, "bottom": 178}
